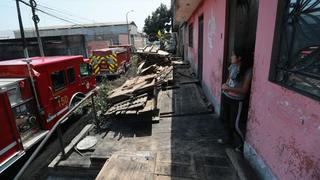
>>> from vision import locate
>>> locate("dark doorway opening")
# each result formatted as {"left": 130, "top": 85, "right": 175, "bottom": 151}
{"left": 198, "top": 15, "right": 204, "bottom": 82}
{"left": 220, "top": 0, "right": 259, "bottom": 143}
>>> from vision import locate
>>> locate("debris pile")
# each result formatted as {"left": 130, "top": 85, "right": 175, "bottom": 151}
{"left": 104, "top": 47, "right": 197, "bottom": 122}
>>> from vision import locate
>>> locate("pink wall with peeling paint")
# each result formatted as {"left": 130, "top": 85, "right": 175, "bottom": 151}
{"left": 186, "top": 0, "right": 226, "bottom": 109}
{"left": 183, "top": 0, "right": 320, "bottom": 179}
{"left": 246, "top": 0, "right": 320, "bottom": 179}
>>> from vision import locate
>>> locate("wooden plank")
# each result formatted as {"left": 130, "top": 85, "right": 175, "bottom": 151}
{"left": 150, "top": 46, "right": 159, "bottom": 53}
{"left": 157, "top": 90, "right": 174, "bottom": 115}
{"left": 95, "top": 152, "right": 155, "bottom": 180}
{"left": 105, "top": 95, "right": 148, "bottom": 115}
{"left": 137, "top": 98, "right": 155, "bottom": 114}
{"left": 107, "top": 75, "right": 156, "bottom": 103}
{"left": 158, "top": 84, "right": 211, "bottom": 117}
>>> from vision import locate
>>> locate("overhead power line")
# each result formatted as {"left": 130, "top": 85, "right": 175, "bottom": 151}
{"left": 16, "top": 0, "right": 87, "bottom": 27}
{"left": 36, "top": 1, "right": 96, "bottom": 24}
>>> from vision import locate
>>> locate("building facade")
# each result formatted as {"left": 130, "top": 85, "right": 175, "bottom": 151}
{"left": 0, "top": 35, "right": 87, "bottom": 60}
{"left": 14, "top": 22, "right": 147, "bottom": 52}
{"left": 173, "top": 0, "right": 320, "bottom": 179}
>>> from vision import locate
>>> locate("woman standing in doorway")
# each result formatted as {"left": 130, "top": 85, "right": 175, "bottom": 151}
{"left": 218, "top": 50, "right": 253, "bottom": 151}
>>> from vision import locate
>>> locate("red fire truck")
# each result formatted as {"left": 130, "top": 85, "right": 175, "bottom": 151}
{"left": 0, "top": 56, "right": 96, "bottom": 173}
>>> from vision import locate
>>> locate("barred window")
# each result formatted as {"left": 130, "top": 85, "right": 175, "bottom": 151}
{"left": 270, "top": 0, "right": 320, "bottom": 100}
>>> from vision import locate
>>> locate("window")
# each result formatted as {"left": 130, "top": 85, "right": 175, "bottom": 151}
{"left": 51, "top": 70, "right": 66, "bottom": 91}
{"left": 188, "top": 23, "right": 193, "bottom": 47}
{"left": 67, "top": 67, "right": 76, "bottom": 83}
{"left": 79, "top": 63, "right": 92, "bottom": 77}
{"left": 270, "top": 0, "right": 320, "bottom": 100}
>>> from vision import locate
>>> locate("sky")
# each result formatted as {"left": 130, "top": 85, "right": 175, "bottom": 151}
{"left": 0, "top": 0, "right": 171, "bottom": 37}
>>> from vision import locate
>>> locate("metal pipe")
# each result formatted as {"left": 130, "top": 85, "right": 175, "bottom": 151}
{"left": 91, "top": 95, "right": 100, "bottom": 131}
{"left": 126, "top": 10, "right": 134, "bottom": 45}
{"left": 15, "top": 0, "right": 42, "bottom": 115}
{"left": 14, "top": 91, "right": 95, "bottom": 180}
{"left": 24, "top": 58, "right": 43, "bottom": 114}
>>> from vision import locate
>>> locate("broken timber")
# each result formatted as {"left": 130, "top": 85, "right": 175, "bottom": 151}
{"left": 105, "top": 48, "right": 198, "bottom": 121}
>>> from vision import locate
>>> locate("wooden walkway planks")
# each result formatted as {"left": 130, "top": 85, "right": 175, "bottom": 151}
{"left": 96, "top": 152, "right": 155, "bottom": 180}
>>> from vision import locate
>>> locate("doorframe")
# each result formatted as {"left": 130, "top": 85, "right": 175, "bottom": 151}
{"left": 197, "top": 14, "right": 204, "bottom": 82}
{"left": 221, "top": 0, "right": 233, "bottom": 86}
{"left": 220, "top": 0, "right": 259, "bottom": 116}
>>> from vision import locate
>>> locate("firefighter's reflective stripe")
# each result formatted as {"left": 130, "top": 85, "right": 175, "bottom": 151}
{"left": 94, "top": 67, "right": 100, "bottom": 74}
{"left": 93, "top": 64, "right": 99, "bottom": 70}
{"left": 108, "top": 54, "right": 117, "bottom": 73}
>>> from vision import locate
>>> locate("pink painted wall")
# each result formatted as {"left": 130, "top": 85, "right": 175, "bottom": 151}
{"left": 186, "top": 0, "right": 227, "bottom": 109}
{"left": 247, "top": 0, "right": 320, "bottom": 179}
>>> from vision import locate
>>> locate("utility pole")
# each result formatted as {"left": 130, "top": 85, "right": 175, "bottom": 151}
{"left": 15, "top": 0, "right": 27, "bottom": 55}
{"left": 126, "top": 10, "right": 133, "bottom": 45}
{"left": 29, "top": 0, "right": 45, "bottom": 56}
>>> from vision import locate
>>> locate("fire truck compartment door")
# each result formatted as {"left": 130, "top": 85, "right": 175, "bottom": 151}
{"left": 0, "top": 92, "right": 23, "bottom": 166}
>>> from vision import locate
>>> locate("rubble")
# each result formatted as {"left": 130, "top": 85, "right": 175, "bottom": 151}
{"left": 107, "top": 74, "right": 156, "bottom": 104}
{"left": 102, "top": 46, "right": 199, "bottom": 122}
{"left": 105, "top": 93, "right": 155, "bottom": 116}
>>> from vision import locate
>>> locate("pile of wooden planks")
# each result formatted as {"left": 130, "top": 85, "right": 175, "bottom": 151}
{"left": 104, "top": 50, "right": 192, "bottom": 119}
{"left": 137, "top": 45, "right": 170, "bottom": 56}
{"left": 105, "top": 74, "right": 157, "bottom": 117}
{"left": 105, "top": 93, "right": 155, "bottom": 116}
{"left": 107, "top": 74, "right": 156, "bottom": 104}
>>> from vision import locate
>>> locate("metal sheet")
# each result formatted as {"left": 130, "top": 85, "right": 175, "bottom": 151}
{"left": 76, "top": 136, "right": 97, "bottom": 151}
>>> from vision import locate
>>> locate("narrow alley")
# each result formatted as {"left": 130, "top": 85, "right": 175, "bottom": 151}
{"left": 45, "top": 52, "right": 251, "bottom": 179}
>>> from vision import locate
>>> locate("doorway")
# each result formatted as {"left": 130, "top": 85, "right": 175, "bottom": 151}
{"left": 198, "top": 15, "right": 204, "bottom": 82}
{"left": 220, "top": 0, "right": 259, "bottom": 141}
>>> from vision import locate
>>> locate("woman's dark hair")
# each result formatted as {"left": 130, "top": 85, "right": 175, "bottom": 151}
{"left": 233, "top": 48, "right": 253, "bottom": 76}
